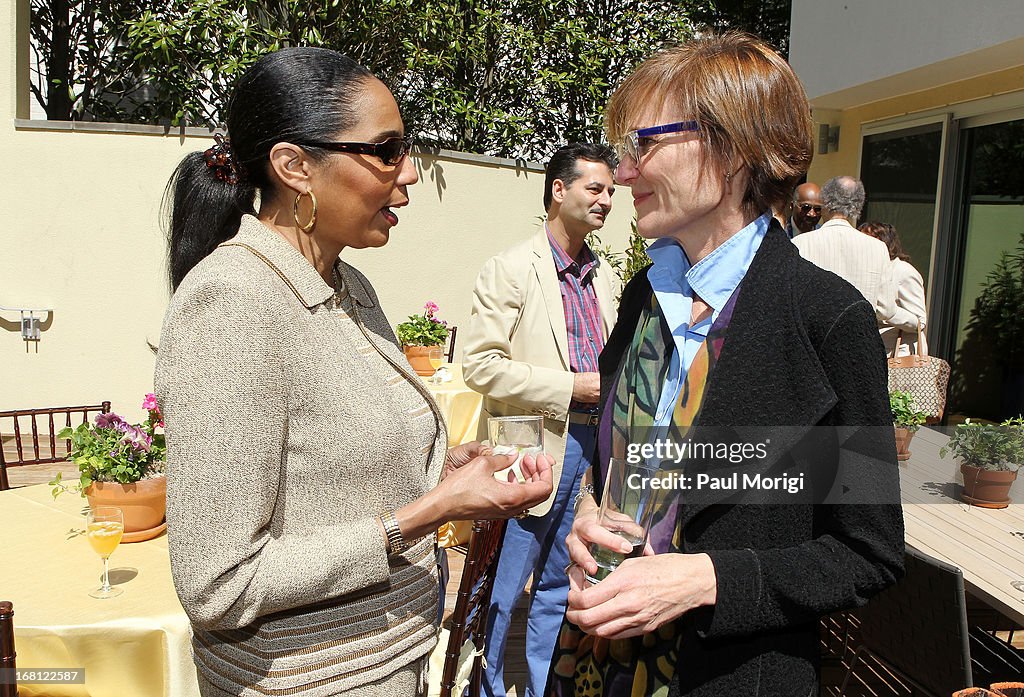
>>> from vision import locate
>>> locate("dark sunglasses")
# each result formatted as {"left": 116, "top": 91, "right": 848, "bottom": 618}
{"left": 799, "top": 203, "right": 822, "bottom": 214}
{"left": 302, "top": 135, "right": 413, "bottom": 167}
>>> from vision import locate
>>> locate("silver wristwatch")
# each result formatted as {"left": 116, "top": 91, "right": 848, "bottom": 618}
{"left": 381, "top": 511, "right": 408, "bottom": 555}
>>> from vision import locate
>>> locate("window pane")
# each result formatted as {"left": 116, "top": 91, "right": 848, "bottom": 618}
{"left": 949, "top": 118, "right": 1024, "bottom": 421}
{"left": 860, "top": 124, "right": 942, "bottom": 288}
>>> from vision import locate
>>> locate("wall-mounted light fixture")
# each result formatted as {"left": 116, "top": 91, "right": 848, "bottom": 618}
{"left": 0, "top": 306, "right": 52, "bottom": 342}
{"left": 818, "top": 124, "right": 840, "bottom": 154}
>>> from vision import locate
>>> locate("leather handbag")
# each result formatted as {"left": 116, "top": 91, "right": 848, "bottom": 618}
{"left": 887, "top": 321, "right": 951, "bottom": 422}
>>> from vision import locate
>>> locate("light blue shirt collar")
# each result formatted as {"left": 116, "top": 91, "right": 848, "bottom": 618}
{"left": 648, "top": 212, "right": 771, "bottom": 316}
{"left": 645, "top": 213, "right": 771, "bottom": 426}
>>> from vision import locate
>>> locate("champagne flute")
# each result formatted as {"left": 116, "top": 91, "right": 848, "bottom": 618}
{"left": 87, "top": 506, "right": 124, "bottom": 599}
{"left": 428, "top": 347, "right": 445, "bottom": 384}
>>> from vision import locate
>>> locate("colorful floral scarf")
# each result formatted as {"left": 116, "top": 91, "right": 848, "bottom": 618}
{"left": 546, "top": 285, "right": 739, "bottom": 697}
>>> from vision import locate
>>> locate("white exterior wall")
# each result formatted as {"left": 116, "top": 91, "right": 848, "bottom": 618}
{"left": 790, "top": 0, "right": 1024, "bottom": 108}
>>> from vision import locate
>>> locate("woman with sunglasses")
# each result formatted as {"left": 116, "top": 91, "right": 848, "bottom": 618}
{"left": 155, "top": 47, "right": 553, "bottom": 697}
{"left": 546, "top": 33, "right": 904, "bottom": 696}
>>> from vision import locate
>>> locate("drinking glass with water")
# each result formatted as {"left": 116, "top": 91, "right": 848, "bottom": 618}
{"left": 586, "top": 457, "right": 666, "bottom": 584}
{"left": 487, "top": 416, "right": 544, "bottom": 482}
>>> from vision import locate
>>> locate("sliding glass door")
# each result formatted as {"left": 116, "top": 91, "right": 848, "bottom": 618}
{"left": 860, "top": 113, "right": 1024, "bottom": 422}
{"left": 947, "top": 117, "right": 1024, "bottom": 421}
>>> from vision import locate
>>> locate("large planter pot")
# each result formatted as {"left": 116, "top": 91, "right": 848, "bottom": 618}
{"left": 86, "top": 476, "right": 167, "bottom": 542}
{"left": 960, "top": 464, "right": 1018, "bottom": 509}
{"left": 403, "top": 345, "right": 442, "bottom": 377}
{"left": 894, "top": 426, "right": 915, "bottom": 462}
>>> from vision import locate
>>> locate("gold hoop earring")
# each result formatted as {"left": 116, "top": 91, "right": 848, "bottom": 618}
{"left": 293, "top": 190, "right": 318, "bottom": 234}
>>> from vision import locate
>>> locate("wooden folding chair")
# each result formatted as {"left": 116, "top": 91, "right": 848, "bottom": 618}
{"left": 0, "top": 601, "right": 16, "bottom": 697}
{"left": 439, "top": 518, "right": 507, "bottom": 697}
{"left": 0, "top": 402, "right": 111, "bottom": 490}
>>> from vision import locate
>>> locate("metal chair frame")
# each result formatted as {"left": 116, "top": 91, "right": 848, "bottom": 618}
{"left": 840, "top": 547, "right": 1024, "bottom": 696}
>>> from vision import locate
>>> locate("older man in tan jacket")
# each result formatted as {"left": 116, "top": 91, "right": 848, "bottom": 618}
{"left": 463, "top": 143, "right": 618, "bottom": 697}
{"left": 794, "top": 176, "right": 920, "bottom": 337}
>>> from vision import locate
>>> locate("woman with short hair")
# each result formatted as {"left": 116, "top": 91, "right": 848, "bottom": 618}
{"left": 547, "top": 32, "right": 904, "bottom": 697}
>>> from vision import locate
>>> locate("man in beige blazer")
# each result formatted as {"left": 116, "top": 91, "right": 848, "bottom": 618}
{"left": 463, "top": 143, "right": 618, "bottom": 697}
{"left": 794, "top": 176, "right": 920, "bottom": 334}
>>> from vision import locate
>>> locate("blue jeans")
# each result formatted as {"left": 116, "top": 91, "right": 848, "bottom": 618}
{"left": 483, "top": 422, "right": 597, "bottom": 697}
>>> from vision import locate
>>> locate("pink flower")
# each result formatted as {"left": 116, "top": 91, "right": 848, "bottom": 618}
{"left": 424, "top": 301, "right": 439, "bottom": 317}
{"left": 142, "top": 393, "right": 159, "bottom": 411}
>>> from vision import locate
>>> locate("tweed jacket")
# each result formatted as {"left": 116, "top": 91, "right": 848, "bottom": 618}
{"left": 879, "top": 257, "right": 928, "bottom": 357}
{"left": 598, "top": 222, "right": 905, "bottom": 697}
{"left": 155, "top": 216, "right": 446, "bottom": 696}
{"left": 462, "top": 227, "right": 617, "bottom": 516}
{"left": 793, "top": 218, "right": 919, "bottom": 332}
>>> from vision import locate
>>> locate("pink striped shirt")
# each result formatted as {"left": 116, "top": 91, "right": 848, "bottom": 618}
{"left": 546, "top": 228, "right": 605, "bottom": 407}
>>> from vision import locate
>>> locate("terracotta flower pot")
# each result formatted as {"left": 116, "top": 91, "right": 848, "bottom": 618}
{"left": 894, "top": 426, "right": 915, "bottom": 461}
{"left": 960, "top": 464, "right": 1018, "bottom": 509}
{"left": 86, "top": 476, "right": 167, "bottom": 542}
{"left": 403, "top": 345, "right": 442, "bottom": 376}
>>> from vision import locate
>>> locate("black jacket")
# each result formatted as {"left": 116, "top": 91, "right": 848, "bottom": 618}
{"left": 599, "top": 223, "right": 905, "bottom": 697}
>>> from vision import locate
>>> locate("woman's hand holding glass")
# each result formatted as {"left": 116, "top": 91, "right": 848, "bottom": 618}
{"left": 563, "top": 486, "right": 718, "bottom": 641}
{"left": 393, "top": 449, "right": 554, "bottom": 544}
{"left": 436, "top": 450, "right": 554, "bottom": 520}
{"left": 564, "top": 551, "right": 718, "bottom": 640}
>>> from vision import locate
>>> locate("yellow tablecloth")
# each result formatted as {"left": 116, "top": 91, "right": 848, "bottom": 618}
{"left": 0, "top": 484, "right": 197, "bottom": 697}
{"left": 424, "top": 364, "right": 483, "bottom": 446}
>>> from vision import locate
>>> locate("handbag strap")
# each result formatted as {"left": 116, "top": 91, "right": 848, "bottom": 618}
{"left": 890, "top": 321, "right": 930, "bottom": 360}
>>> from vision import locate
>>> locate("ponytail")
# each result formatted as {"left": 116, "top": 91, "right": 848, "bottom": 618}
{"left": 164, "top": 151, "right": 256, "bottom": 291}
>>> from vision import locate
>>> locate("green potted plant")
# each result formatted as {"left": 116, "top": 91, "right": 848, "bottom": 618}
{"left": 396, "top": 301, "right": 450, "bottom": 376}
{"left": 940, "top": 417, "right": 1024, "bottom": 508}
{"left": 890, "top": 390, "right": 927, "bottom": 461}
{"left": 50, "top": 393, "right": 167, "bottom": 541}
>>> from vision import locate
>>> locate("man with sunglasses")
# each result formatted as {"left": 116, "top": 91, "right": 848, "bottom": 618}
{"left": 787, "top": 181, "right": 822, "bottom": 237}
{"left": 462, "top": 143, "right": 619, "bottom": 697}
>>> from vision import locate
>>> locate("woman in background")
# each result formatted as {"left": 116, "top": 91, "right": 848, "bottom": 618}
{"left": 156, "top": 47, "right": 552, "bottom": 697}
{"left": 860, "top": 221, "right": 928, "bottom": 356}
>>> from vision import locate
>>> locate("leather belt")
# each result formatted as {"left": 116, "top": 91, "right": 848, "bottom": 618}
{"left": 567, "top": 411, "right": 600, "bottom": 426}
